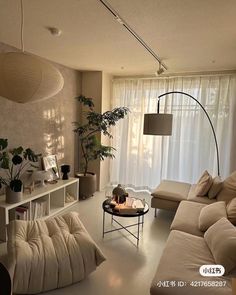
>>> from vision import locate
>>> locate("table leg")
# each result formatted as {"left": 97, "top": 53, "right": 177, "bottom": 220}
{"left": 102, "top": 210, "right": 105, "bottom": 238}
{"left": 137, "top": 215, "right": 140, "bottom": 247}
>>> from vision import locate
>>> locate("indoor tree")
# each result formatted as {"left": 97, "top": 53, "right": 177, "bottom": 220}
{"left": 73, "top": 95, "right": 129, "bottom": 176}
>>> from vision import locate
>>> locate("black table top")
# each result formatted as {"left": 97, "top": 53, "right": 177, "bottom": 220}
{"left": 102, "top": 198, "right": 149, "bottom": 218}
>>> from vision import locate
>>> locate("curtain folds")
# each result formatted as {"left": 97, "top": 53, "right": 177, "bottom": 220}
{"left": 110, "top": 75, "right": 236, "bottom": 190}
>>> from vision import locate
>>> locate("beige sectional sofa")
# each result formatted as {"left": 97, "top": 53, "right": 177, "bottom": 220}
{"left": 151, "top": 171, "right": 236, "bottom": 213}
{"left": 150, "top": 171, "right": 236, "bottom": 295}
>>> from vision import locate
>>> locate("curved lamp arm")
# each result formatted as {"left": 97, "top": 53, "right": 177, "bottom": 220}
{"left": 158, "top": 91, "right": 220, "bottom": 177}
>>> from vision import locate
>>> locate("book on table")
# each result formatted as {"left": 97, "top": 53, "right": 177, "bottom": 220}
{"left": 115, "top": 197, "right": 145, "bottom": 213}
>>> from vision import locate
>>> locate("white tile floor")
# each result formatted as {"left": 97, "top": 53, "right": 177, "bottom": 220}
{"left": 0, "top": 189, "right": 175, "bottom": 295}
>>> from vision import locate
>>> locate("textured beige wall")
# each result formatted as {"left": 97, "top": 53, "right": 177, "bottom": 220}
{"left": 0, "top": 42, "right": 81, "bottom": 175}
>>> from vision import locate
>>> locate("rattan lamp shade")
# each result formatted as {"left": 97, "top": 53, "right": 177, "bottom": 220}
{"left": 0, "top": 52, "right": 64, "bottom": 103}
{"left": 143, "top": 113, "right": 173, "bottom": 135}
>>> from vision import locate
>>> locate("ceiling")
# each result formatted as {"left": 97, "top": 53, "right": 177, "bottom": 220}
{"left": 0, "top": 0, "right": 236, "bottom": 75}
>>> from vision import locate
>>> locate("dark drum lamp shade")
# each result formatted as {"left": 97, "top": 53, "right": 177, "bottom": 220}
{"left": 143, "top": 113, "right": 173, "bottom": 135}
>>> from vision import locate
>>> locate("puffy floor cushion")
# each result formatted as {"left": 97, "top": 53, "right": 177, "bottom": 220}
{"left": 150, "top": 230, "right": 231, "bottom": 295}
{"left": 7, "top": 211, "right": 106, "bottom": 294}
{"left": 170, "top": 201, "right": 206, "bottom": 237}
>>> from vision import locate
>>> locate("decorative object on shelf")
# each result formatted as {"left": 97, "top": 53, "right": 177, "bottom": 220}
{"left": 22, "top": 170, "right": 35, "bottom": 194}
{"left": 42, "top": 155, "right": 60, "bottom": 180}
{"left": 23, "top": 182, "right": 34, "bottom": 194}
{"left": 0, "top": 138, "right": 40, "bottom": 204}
{"left": 112, "top": 184, "right": 127, "bottom": 204}
{"left": 0, "top": 0, "right": 64, "bottom": 103}
{"left": 143, "top": 91, "right": 221, "bottom": 176}
{"left": 65, "top": 192, "right": 75, "bottom": 203}
{"left": 31, "top": 170, "right": 51, "bottom": 187}
{"left": 61, "top": 164, "right": 70, "bottom": 180}
{"left": 73, "top": 95, "right": 129, "bottom": 199}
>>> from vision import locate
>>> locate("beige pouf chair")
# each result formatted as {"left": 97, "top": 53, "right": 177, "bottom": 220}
{"left": 7, "top": 211, "right": 106, "bottom": 294}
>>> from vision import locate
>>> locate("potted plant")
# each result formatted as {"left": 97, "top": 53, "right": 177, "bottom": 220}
{"left": 0, "top": 138, "right": 40, "bottom": 203}
{"left": 73, "top": 95, "right": 129, "bottom": 199}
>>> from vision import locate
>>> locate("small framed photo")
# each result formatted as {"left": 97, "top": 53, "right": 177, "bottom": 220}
{"left": 42, "top": 155, "right": 60, "bottom": 180}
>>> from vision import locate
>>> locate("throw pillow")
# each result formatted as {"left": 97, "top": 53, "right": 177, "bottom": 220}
{"left": 204, "top": 217, "right": 236, "bottom": 276}
{"left": 195, "top": 170, "right": 213, "bottom": 196}
{"left": 217, "top": 171, "right": 236, "bottom": 203}
{"left": 208, "top": 176, "right": 223, "bottom": 199}
{"left": 227, "top": 197, "right": 236, "bottom": 225}
{"left": 199, "top": 201, "right": 227, "bottom": 231}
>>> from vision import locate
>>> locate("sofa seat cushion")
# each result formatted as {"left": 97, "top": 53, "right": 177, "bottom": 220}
{"left": 170, "top": 201, "right": 206, "bottom": 237}
{"left": 151, "top": 180, "right": 191, "bottom": 202}
{"left": 150, "top": 230, "right": 231, "bottom": 295}
{"left": 187, "top": 184, "right": 216, "bottom": 204}
{"left": 7, "top": 212, "right": 106, "bottom": 294}
{"left": 151, "top": 197, "right": 180, "bottom": 211}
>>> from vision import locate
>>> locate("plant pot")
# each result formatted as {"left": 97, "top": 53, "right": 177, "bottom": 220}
{"left": 5, "top": 187, "right": 23, "bottom": 204}
{"left": 75, "top": 172, "right": 96, "bottom": 200}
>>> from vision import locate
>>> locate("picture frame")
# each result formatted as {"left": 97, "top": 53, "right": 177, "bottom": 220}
{"left": 42, "top": 155, "right": 60, "bottom": 180}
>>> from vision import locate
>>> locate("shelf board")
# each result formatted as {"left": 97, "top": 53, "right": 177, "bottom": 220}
{"left": 0, "top": 178, "right": 78, "bottom": 209}
{"left": 64, "top": 200, "right": 78, "bottom": 208}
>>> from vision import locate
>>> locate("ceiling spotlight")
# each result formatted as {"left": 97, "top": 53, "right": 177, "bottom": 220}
{"left": 156, "top": 63, "right": 165, "bottom": 75}
{"left": 47, "top": 27, "right": 62, "bottom": 36}
{"left": 116, "top": 16, "right": 124, "bottom": 25}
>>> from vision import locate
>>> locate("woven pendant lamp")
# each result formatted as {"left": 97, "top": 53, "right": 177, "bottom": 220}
{"left": 0, "top": 52, "right": 64, "bottom": 103}
{"left": 0, "top": 0, "right": 64, "bottom": 103}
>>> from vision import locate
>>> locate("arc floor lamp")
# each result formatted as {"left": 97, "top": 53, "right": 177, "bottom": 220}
{"left": 143, "top": 91, "right": 220, "bottom": 176}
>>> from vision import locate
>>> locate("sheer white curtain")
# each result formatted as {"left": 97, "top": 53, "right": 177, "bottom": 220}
{"left": 110, "top": 75, "right": 236, "bottom": 190}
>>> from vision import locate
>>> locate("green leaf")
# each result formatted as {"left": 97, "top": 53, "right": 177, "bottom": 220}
{"left": 23, "top": 148, "right": 41, "bottom": 162}
{"left": 10, "top": 146, "right": 24, "bottom": 156}
{"left": 0, "top": 138, "right": 8, "bottom": 151}
{"left": 76, "top": 95, "right": 95, "bottom": 109}
{"left": 1, "top": 152, "right": 9, "bottom": 169}
{"left": 12, "top": 155, "right": 23, "bottom": 165}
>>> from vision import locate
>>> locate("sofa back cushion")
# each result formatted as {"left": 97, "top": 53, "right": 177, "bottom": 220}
{"left": 195, "top": 170, "right": 213, "bottom": 196}
{"left": 208, "top": 176, "right": 223, "bottom": 199}
{"left": 204, "top": 217, "right": 236, "bottom": 276}
{"left": 227, "top": 197, "right": 236, "bottom": 225}
{"left": 199, "top": 201, "right": 227, "bottom": 231}
{"left": 217, "top": 171, "right": 236, "bottom": 203}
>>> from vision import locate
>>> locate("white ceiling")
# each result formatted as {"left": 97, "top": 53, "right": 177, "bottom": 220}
{"left": 0, "top": 0, "right": 236, "bottom": 75}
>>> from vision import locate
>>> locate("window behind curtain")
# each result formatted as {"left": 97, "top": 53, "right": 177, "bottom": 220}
{"left": 110, "top": 75, "right": 236, "bottom": 190}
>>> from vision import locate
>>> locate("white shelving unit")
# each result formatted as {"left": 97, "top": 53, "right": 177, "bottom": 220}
{"left": 0, "top": 178, "right": 79, "bottom": 241}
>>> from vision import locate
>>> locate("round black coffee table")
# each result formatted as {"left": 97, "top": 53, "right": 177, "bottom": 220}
{"left": 102, "top": 198, "right": 149, "bottom": 246}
